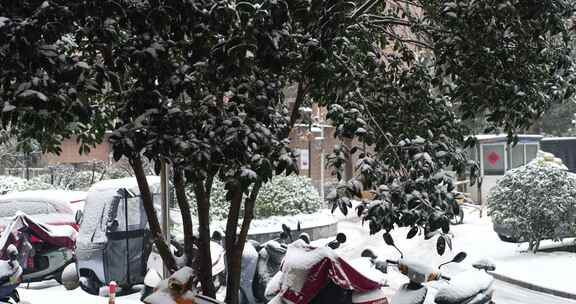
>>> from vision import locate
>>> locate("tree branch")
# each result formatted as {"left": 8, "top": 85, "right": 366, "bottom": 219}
{"left": 382, "top": 29, "right": 433, "bottom": 49}
{"left": 173, "top": 169, "right": 197, "bottom": 267}
{"left": 392, "top": 0, "right": 423, "bottom": 8}
{"left": 287, "top": 81, "right": 308, "bottom": 136}
{"left": 237, "top": 180, "right": 263, "bottom": 247}
{"left": 354, "top": 88, "right": 407, "bottom": 173}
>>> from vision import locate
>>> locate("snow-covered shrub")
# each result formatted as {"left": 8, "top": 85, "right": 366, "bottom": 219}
{"left": 103, "top": 167, "right": 132, "bottom": 179}
{"left": 0, "top": 175, "right": 53, "bottom": 194}
{"left": 187, "top": 175, "right": 322, "bottom": 221}
{"left": 488, "top": 160, "right": 576, "bottom": 251}
{"left": 255, "top": 175, "right": 323, "bottom": 218}
{"left": 33, "top": 170, "right": 98, "bottom": 191}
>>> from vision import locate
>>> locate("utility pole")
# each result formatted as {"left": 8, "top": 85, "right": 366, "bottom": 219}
{"left": 160, "top": 160, "right": 171, "bottom": 276}
{"left": 308, "top": 119, "right": 312, "bottom": 178}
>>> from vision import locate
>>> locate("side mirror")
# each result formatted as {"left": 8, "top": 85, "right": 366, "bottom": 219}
{"left": 361, "top": 249, "right": 377, "bottom": 259}
{"left": 336, "top": 233, "right": 347, "bottom": 244}
{"left": 452, "top": 252, "right": 467, "bottom": 263}
{"left": 75, "top": 210, "right": 84, "bottom": 225}
{"left": 439, "top": 252, "right": 468, "bottom": 269}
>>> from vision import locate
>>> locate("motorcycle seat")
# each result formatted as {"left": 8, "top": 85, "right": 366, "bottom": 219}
{"left": 434, "top": 271, "right": 493, "bottom": 304}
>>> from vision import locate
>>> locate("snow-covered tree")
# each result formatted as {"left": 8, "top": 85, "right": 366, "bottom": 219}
{"left": 489, "top": 154, "right": 576, "bottom": 252}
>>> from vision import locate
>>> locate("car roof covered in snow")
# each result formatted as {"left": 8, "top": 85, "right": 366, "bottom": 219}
{"left": 0, "top": 190, "right": 78, "bottom": 213}
{"left": 0, "top": 190, "right": 86, "bottom": 203}
{"left": 88, "top": 176, "right": 161, "bottom": 194}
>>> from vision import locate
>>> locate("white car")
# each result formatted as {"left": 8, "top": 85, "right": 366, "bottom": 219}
{"left": 0, "top": 190, "right": 86, "bottom": 231}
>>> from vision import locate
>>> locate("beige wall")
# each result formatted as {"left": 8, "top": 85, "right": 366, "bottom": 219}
{"left": 43, "top": 136, "right": 111, "bottom": 165}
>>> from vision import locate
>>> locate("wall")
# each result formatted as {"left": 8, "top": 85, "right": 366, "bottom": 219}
{"left": 42, "top": 135, "right": 112, "bottom": 165}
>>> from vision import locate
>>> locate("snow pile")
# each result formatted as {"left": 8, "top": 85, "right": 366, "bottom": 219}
{"left": 434, "top": 270, "right": 493, "bottom": 303}
{"left": 347, "top": 257, "right": 387, "bottom": 285}
{"left": 242, "top": 210, "right": 337, "bottom": 234}
{"left": 529, "top": 151, "right": 568, "bottom": 170}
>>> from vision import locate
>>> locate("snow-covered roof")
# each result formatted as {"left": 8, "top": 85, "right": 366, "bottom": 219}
{"left": 469, "top": 134, "right": 543, "bottom": 143}
{"left": 541, "top": 136, "right": 576, "bottom": 141}
{"left": 88, "top": 176, "right": 161, "bottom": 194}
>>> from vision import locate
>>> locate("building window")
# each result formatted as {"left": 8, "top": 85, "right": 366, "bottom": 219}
{"left": 510, "top": 144, "right": 525, "bottom": 169}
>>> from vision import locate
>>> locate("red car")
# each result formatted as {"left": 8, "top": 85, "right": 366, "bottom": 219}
{"left": 0, "top": 190, "right": 84, "bottom": 233}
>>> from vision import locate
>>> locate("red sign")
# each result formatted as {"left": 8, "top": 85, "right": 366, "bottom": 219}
{"left": 487, "top": 151, "right": 500, "bottom": 166}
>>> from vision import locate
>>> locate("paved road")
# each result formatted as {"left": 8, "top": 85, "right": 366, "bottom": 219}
{"left": 493, "top": 280, "right": 576, "bottom": 304}
{"left": 336, "top": 219, "right": 576, "bottom": 304}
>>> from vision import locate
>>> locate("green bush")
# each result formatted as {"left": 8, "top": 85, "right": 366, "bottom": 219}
{"left": 488, "top": 154, "right": 576, "bottom": 251}
{"left": 187, "top": 175, "right": 323, "bottom": 221}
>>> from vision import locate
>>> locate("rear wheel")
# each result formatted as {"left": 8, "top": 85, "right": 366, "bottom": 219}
{"left": 79, "top": 272, "right": 102, "bottom": 296}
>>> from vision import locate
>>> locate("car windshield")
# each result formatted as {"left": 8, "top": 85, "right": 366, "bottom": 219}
{"left": 0, "top": 201, "right": 59, "bottom": 217}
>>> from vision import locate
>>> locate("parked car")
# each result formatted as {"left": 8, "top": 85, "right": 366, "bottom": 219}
{"left": 0, "top": 190, "right": 83, "bottom": 232}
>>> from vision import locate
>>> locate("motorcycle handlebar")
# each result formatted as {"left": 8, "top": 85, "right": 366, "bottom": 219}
{"left": 386, "top": 259, "right": 399, "bottom": 265}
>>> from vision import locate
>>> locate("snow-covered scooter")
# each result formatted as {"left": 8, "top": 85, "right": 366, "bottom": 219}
{"left": 0, "top": 245, "right": 23, "bottom": 303}
{"left": 265, "top": 235, "right": 389, "bottom": 304}
{"left": 141, "top": 239, "right": 226, "bottom": 301}
{"left": 239, "top": 224, "right": 320, "bottom": 304}
{"left": 373, "top": 235, "right": 495, "bottom": 304}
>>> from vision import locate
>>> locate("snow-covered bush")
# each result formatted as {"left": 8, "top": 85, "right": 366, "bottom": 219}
{"left": 187, "top": 175, "right": 323, "bottom": 221}
{"left": 488, "top": 159, "right": 576, "bottom": 251}
{"left": 0, "top": 175, "right": 53, "bottom": 194}
{"left": 33, "top": 170, "right": 99, "bottom": 191}
{"left": 255, "top": 175, "right": 323, "bottom": 218}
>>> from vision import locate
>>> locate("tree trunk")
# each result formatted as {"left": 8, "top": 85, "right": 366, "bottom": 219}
{"left": 173, "top": 170, "right": 196, "bottom": 267}
{"left": 224, "top": 181, "right": 263, "bottom": 304}
{"left": 283, "top": 81, "right": 308, "bottom": 138}
{"left": 130, "top": 156, "right": 177, "bottom": 272}
{"left": 344, "top": 137, "right": 354, "bottom": 181}
{"left": 193, "top": 180, "right": 216, "bottom": 298}
{"left": 224, "top": 185, "right": 243, "bottom": 304}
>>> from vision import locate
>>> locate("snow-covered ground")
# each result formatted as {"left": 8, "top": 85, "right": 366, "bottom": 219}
{"left": 336, "top": 207, "right": 576, "bottom": 295}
